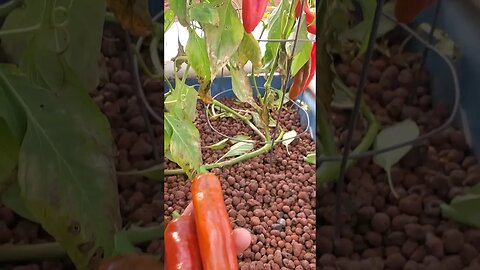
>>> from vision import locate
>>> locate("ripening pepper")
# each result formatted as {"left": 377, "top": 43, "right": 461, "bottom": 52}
{"left": 165, "top": 214, "right": 203, "bottom": 270}
{"left": 192, "top": 173, "right": 238, "bottom": 270}
{"left": 289, "top": 58, "right": 311, "bottom": 100}
{"left": 303, "top": 41, "right": 316, "bottom": 90}
{"left": 242, "top": 0, "right": 269, "bottom": 33}
{"left": 295, "top": 0, "right": 316, "bottom": 34}
{"left": 289, "top": 41, "right": 316, "bottom": 100}
{"left": 395, "top": 0, "right": 434, "bottom": 24}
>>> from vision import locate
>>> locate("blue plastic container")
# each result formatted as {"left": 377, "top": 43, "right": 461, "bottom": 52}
{"left": 165, "top": 76, "right": 317, "bottom": 140}
{"left": 414, "top": 1, "right": 480, "bottom": 158}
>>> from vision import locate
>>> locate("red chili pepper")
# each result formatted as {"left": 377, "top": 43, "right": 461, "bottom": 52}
{"left": 302, "top": 41, "right": 316, "bottom": 90}
{"left": 242, "top": 0, "right": 268, "bottom": 33}
{"left": 289, "top": 58, "right": 311, "bottom": 100}
{"left": 395, "top": 0, "right": 434, "bottom": 24}
{"left": 192, "top": 173, "right": 238, "bottom": 270}
{"left": 98, "top": 254, "right": 162, "bottom": 270}
{"left": 165, "top": 214, "right": 203, "bottom": 270}
{"left": 295, "top": 0, "right": 316, "bottom": 34}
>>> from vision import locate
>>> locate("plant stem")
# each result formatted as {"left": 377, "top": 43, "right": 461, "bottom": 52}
{"left": 149, "top": 35, "right": 162, "bottom": 75}
{"left": 213, "top": 100, "right": 266, "bottom": 141}
{"left": 131, "top": 45, "right": 160, "bottom": 80}
{"left": 165, "top": 130, "right": 285, "bottom": 175}
{"left": 317, "top": 102, "right": 338, "bottom": 155}
{"left": 317, "top": 105, "right": 380, "bottom": 186}
{"left": 251, "top": 70, "right": 262, "bottom": 103}
{"left": 0, "top": 224, "right": 164, "bottom": 262}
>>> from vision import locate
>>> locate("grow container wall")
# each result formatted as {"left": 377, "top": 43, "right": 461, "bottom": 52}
{"left": 164, "top": 76, "right": 316, "bottom": 140}
{"left": 414, "top": 0, "right": 480, "bottom": 158}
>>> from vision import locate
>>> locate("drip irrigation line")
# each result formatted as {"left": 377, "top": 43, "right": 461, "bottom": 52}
{"left": 206, "top": 88, "right": 311, "bottom": 144}
{"left": 126, "top": 32, "right": 160, "bottom": 161}
{"left": 132, "top": 11, "right": 163, "bottom": 125}
{"left": 334, "top": 0, "right": 385, "bottom": 241}
{"left": 128, "top": 11, "right": 163, "bottom": 161}
{"left": 317, "top": 11, "right": 460, "bottom": 162}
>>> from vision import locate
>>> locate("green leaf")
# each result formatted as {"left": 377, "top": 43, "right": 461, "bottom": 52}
{"left": 112, "top": 230, "right": 140, "bottom": 256}
{"left": 317, "top": 42, "right": 334, "bottom": 110}
{"left": 164, "top": 118, "right": 172, "bottom": 153}
{"left": 140, "top": 164, "right": 163, "bottom": 181}
{"left": 442, "top": 184, "right": 480, "bottom": 228}
{"left": 282, "top": 130, "right": 297, "bottom": 154}
{"left": 0, "top": 65, "right": 121, "bottom": 269}
{"left": 373, "top": 119, "right": 420, "bottom": 198}
{"left": 263, "top": 0, "right": 290, "bottom": 71}
{"left": 1, "top": 182, "right": 37, "bottom": 222}
{"left": 250, "top": 112, "right": 263, "bottom": 128}
{"left": 164, "top": 9, "right": 175, "bottom": 32}
{"left": 231, "top": 134, "right": 252, "bottom": 142}
{"left": 217, "top": 141, "right": 254, "bottom": 163}
{"left": 189, "top": 3, "right": 219, "bottom": 26}
{"left": 417, "top": 23, "right": 459, "bottom": 60}
{"left": 203, "top": 0, "right": 244, "bottom": 76}
{"left": 0, "top": 118, "right": 19, "bottom": 188}
{"left": 165, "top": 112, "right": 202, "bottom": 178}
{"left": 287, "top": 16, "right": 312, "bottom": 76}
{"left": 207, "top": 138, "right": 229, "bottom": 150}
{"left": 230, "top": 64, "right": 255, "bottom": 106}
{"left": 331, "top": 76, "right": 355, "bottom": 109}
{"left": 186, "top": 29, "right": 211, "bottom": 98}
{"left": 164, "top": 78, "right": 198, "bottom": 122}
{"left": 303, "top": 152, "right": 316, "bottom": 164}
{"left": 2, "top": 0, "right": 107, "bottom": 92}
{"left": 358, "top": 0, "right": 376, "bottom": 55}
{"left": 341, "top": 2, "right": 396, "bottom": 47}
{"left": 232, "top": 33, "right": 262, "bottom": 71}
{"left": 169, "top": 0, "right": 188, "bottom": 26}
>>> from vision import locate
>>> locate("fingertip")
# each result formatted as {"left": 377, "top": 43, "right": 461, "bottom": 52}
{"left": 182, "top": 202, "right": 194, "bottom": 216}
{"left": 233, "top": 228, "right": 252, "bottom": 254}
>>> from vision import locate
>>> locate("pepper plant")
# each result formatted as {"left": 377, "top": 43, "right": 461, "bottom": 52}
{"left": 0, "top": 0, "right": 162, "bottom": 269}
{"left": 162, "top": 0, "right": 317, "bottom": 178}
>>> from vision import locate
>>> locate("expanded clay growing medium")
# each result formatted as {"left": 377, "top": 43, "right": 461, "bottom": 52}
{"left": 164, "top": 100, "right": 317, "bottom": 269}
{"left": 318, "top": 45, "right": 480, "bottom": 269}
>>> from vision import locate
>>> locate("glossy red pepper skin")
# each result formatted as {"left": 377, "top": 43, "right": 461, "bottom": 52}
{"left": 98, "top": 254, "right": 162, "bottom": 270}
{"left": 242, "top": 0, "right": 268, "bottom": 33}
{"left": 302, "top": 41, "right": 316, "bottom": 90}
{"left": 295, "top": 0, "right": 316, "bottom": 34}
{"left": 395, "top": 0, "right": 433, "bottom": 24}
{"left": 164, "top": 215, "right": 203, "bottom": 270}
{"left": 192, "top": 173, "right": 238, "bottom": 270}
{"left": 289, "top": 58, "right": 311, "bottom": 100}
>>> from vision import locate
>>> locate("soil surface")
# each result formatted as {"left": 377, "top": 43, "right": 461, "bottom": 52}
{"left": 0, "top": 26, "right": 163, "bottom": 269}
{"left": 318, "top": 45, "right": 480, "bottom": 270}
{"left": 164, "top": 99, "right": 317, "bottom": 269}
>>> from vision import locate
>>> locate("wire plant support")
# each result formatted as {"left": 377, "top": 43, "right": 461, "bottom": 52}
{"left": 324, "top": 0, "right": 459, "bottom": 241}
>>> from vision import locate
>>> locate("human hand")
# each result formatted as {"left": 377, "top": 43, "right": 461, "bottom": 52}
{"left": 182, "top": 201, "right": 252, "bottom": 254}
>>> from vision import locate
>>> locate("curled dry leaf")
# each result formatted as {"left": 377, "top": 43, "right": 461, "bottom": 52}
{"left": 106, "top": 0, "right": 153, "bottom": 37}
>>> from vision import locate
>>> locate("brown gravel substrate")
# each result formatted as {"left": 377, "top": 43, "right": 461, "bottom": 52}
{"left": 0, "top": 26, "right": 163, "bottom": 269}
{"left": 164, "top": 100, "right": 317, "bottom": 269}
{"left": 319, "top": 46, "right": 480, "bottom": 270}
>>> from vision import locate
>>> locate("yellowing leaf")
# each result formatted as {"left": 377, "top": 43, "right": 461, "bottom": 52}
{"left": 107, "top": 0, "right": 152, "bottom": 36}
